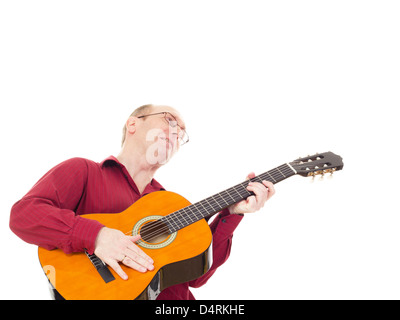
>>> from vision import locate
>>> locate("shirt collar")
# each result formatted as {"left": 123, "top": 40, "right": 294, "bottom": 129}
{"left": 100, "top": 155, "right": 121, "bottom": 168}
{"left": 100, "top": 155, "right": 165, "bottom": 191}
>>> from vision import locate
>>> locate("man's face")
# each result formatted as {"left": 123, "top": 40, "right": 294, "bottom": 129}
{"left": 136, "top": 106, "right": 187, "bottom": 165}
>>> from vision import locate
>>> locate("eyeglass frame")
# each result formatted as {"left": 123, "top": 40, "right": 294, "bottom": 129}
{"left": 137, "top": 112, "right": 189, "bottom": 146}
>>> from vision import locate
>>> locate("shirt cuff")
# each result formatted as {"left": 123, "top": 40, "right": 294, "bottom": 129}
{"left": 215, "top": 208, "right": 243, "bottom": 238}
{"left": 71, "top": 216, "right": 104, "bottom": 254}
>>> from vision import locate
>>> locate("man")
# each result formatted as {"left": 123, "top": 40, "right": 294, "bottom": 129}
{"left": 10, "top": 104, "right": 275, "bottom": 299}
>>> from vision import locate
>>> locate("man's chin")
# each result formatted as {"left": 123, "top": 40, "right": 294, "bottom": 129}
{"left": 145, "top": 145, "right": 174, "bottom": 165}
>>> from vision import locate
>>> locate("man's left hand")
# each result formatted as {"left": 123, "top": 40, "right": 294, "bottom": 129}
{"left": 228, "top": 172, "right": 275, "bottom": 215}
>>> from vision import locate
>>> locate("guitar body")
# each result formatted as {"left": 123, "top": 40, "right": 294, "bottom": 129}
{"left": 38, "top": 191, "right": 213, "bottom": 300}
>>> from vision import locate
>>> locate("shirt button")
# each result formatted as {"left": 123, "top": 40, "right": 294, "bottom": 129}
{"left": 222, "top": 218, "right": 227, "bottom": 223}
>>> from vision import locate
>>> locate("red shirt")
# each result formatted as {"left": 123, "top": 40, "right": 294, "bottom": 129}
{"left": 10, "top": 156, "right": 243, "bottom": 300}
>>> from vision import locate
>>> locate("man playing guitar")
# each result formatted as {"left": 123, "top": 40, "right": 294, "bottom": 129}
{"left": 10, "top": 104, "right": 274, "bottom": 299}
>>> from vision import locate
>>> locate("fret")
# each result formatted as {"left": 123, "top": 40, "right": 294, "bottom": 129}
{"left": 259, "top": 164, "right": 294, "bottom": 184}
{"left": 209, "top": 195, "right": 224, "bottom": 211}
{"left": 231, "top": 187, "right": 245, "bottom": 201}
{"left": 276, "top": 167, "right": 286, "bottom": 177}
{"left": 197, "top": 200, "right": 209, "bottom": 214}
{"left": 217, "top": 192, "right": 230, "bottom": 206}
{"left": 166, "top": 214, "right": 180, "bottom": 231}
{"left": 191, "top": 203, "right": 204, "bottom": 220}
{"left": 254, "top": 176, "right": 264, "bottom": 184}
{"left": 203, "top": 197, "right": 218, "bottom": 213}
{"left": 185, "top": 206, "right": 197, "bottom": 223}
{"left": 264, "top": 171, "right": 277, "bottom": 183}
{"left": 177, "top": 208, "right": 190, "bottom": 226}
{"left": 232, "top": 182, "right": 252, "bottom": 198}
{"left": 232, "top": 185, "right": 245, "bottom": 199}
{"left": 163, "top": 215, "right": 178, "bottom": 233}
{"left": 269, "top": 168, "right": 282, "bottom": 181}
{"left": 223, "top": 189, "right": 237, "bottom": 203}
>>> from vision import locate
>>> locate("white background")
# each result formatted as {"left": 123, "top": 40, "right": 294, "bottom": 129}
{"left": 1, "top": 1, "right": 399, "bottom": 300}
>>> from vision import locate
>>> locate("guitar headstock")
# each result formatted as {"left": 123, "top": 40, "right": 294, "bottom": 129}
{"left": 289, "top": 152, "right": 343, "bottom": 177}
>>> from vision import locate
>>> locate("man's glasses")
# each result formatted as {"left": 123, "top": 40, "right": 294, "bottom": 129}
{"left": 137, "top": 112, "right": 189, "bottom": 146}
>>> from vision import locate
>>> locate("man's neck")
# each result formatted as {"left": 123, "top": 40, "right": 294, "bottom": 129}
{"left": 116, "top": 147, "right": 160, "bottom": 194}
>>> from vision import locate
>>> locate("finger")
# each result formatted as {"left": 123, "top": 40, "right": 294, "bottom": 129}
{"left": 127, "top": 237, "right": 154, "bottom": 264}
{"left": 246, "top": 172, "right": 256, "bottom": 180}
{"left": 250, "top": 180, "right": 274, "bottom": 199}
{"left": 125, "top": 247, "right": 154, "bottom": 271}
{"left": 126, "top": 244, "right": 154, "bottom": 265}
{"left": 129, "top": 234, "right": 142, "bottom": 243}
{"left": 122, "top": 256, "right": 151, "bottom": 273}
{"left": 245, "top": 195, "right": 257, "bottom": 212}
{"left": 246, "top": 183, "right": 268, "bottom": 209}
{"left": 106, "top": 259, "right": 128, "bottom": 280}
{"left": 262, "top": 180, "right": 275, "bottom": 199}
{"left": 247, "top": 182, "right": 268, "bottom": 201}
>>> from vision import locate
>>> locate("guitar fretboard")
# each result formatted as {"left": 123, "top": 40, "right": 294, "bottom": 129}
{"left": 162, "top": 163, "right": 296, "bottom": 233}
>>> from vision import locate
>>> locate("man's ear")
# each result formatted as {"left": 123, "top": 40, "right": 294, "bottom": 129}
{"left": 126, "top": 116, "right": 137, "bottom": 135}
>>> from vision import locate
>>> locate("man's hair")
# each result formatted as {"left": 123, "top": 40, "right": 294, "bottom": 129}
{"left": 121, "top": 104, "right": 154, "bottom": 146}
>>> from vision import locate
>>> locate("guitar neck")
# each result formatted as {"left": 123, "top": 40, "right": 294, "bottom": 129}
{"left": 163, "top": 163, "right": 296, "bottom": 233}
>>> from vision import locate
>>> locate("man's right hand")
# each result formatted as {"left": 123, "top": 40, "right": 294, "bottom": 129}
{"left": 94, "top": 227, "right": 154, "bottom": 280}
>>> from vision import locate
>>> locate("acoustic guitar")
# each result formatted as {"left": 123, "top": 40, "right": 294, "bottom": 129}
{"left": 38, "top": 152, "right": 343, "bottom": 300}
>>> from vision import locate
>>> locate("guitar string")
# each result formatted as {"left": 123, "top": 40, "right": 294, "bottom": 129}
{"left": 122, "top": 187, "right": 246, "bottom": 240}
{"left": 121, "top": 165, "right": 293, "bottom": 240}
{"left": 125, "top": 158, "right": 334, "bottom": 242}
{"left": 121, "top": 165, "right": 295, "bottom": 242}
{"left": 128, "top": 175, "right": 260, "bottom": 239}
{"left": 122, "top": 166, "right": 295, "bottom": 242}
{"left": 122, "top": 165, "right": 293, "bottom": 237}
{"left": 125, "top": 181, "right": 296, "bottom": 243}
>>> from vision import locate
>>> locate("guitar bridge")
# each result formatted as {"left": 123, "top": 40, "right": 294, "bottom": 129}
{"left": 85, "top": 250, "right": 115, "bottom": 284}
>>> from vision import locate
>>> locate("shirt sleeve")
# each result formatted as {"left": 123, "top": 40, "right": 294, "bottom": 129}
{"left": 9, "top": 158, "right": 104, "bottom": 254}
{"left": 188, "top": 208, "right": 243, "bottom": 288}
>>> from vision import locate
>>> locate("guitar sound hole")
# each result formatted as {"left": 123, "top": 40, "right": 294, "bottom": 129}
{"left": 140, "top": 220, "right": 170, "bottom": 244}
